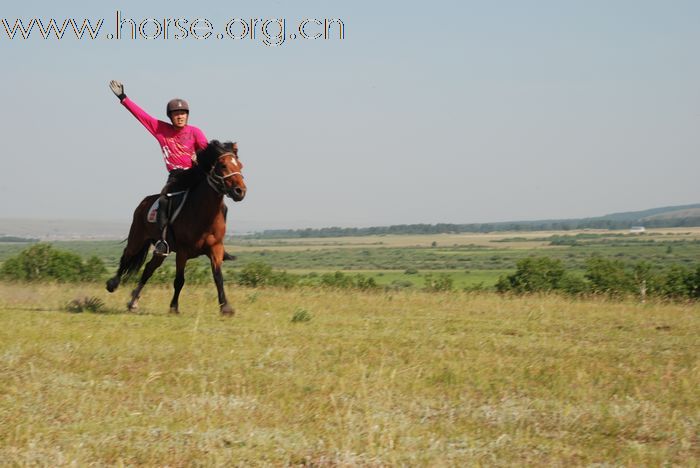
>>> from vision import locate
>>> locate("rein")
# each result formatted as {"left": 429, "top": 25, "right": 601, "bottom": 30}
{"left": 206, "top": 152, "right": 242, "bottom": 195}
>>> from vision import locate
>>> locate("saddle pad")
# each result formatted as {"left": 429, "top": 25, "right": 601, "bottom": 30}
{"left": 147, "top": 199, "right": 160, "bottom": 223}
{"left": 146, "top": 191, "right": 189, "bottom": 224}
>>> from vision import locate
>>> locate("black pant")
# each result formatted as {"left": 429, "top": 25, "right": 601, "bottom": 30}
{"left": 157, "top": 170, "right": 191, "bottom": 231}
{"left": 160, "top": 169, "right": 189, "bottom": 196}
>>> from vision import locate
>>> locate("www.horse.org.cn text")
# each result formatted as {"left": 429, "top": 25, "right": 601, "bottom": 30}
{"left": 0, "top": 11, "right": 345, "bottom": 47}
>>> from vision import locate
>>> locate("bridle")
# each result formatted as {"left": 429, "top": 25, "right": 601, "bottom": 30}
{"left": 207, "top": 152, "right": 243, "bottom": 195}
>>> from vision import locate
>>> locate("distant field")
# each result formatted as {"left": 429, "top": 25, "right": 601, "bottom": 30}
{"left": 0, "top": 283, "right": 698, "bottom": 465}
{"left": 235, "top": 227, "right": 700, "bottom": 250}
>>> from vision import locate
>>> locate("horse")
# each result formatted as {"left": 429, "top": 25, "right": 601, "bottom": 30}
{"left": 106, "top": 140, "right": 247, "bottom": 315}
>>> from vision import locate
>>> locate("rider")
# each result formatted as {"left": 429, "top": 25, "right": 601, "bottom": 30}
{"left": 109, "top": 80, "right": 208, "bottom": 256}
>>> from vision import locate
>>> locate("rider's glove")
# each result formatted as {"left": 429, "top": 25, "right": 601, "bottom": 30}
{"left": 109, "top": 80, "right": 126, "bottom": 101}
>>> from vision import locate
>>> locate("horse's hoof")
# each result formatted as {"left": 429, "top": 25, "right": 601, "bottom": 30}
{"left": 220, "top": 304, "right": 235, "bottom": 316}
{"left": 169, "top": 307, "right": 179, "bottom": 314}
{"left": 223, "top": 252, "right": 237, "bottom": 262}
{"left": 106, "top": 277, "right": 119, "bottom": 293}
{"left": 127, "top": 300, "right": 139, "bottom": 311}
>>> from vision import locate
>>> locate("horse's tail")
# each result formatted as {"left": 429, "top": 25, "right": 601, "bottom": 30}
{"left": 121, "top": 241, "right": 151, "bottom": 280}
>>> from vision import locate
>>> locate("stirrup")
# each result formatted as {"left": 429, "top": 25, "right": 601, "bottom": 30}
{"left": 154, "top": 239, "right": 170, "bottom": 257}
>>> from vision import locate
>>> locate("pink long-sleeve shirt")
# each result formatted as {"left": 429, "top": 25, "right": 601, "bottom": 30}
{"left": 121, "top": 97, "right": 208, "bottom": 172}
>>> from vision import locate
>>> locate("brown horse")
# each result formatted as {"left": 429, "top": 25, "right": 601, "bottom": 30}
{"left": 106, "top": 140, "right": 247, "bottom": 315}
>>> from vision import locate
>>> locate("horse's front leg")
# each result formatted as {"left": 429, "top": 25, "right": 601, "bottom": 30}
{"left": 128, "top": 253, "right": 166, "bottom": 311}
{"left": 169, "top": 252, "right": 187, "bottom": 314}
{"left": 209, "top": 244, "right": 234, "bottom": 316}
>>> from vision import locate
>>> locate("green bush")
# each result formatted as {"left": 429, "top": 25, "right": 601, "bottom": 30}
{"left": 354, "top": 275, "right": 378, "bottom": 291}
{"left": 496, "top": 257, "right": 566, "bottom": 294}
{"left": 557, "top": 274, "right": 589, "bottom": 296}
{"left": 237, "top": 261, "right": 274, "bottom": 287}
{"left": 319, "top": 271, "right": 378, "bottom": 290}
{"left": 689, "top": 265, "right": 700, "bottom": 299}
{"left": 0, "top": 244, "right": 107, "bottom": 282}
{"left": 463, "top": 282, "right": 487, "bottom": 293}
{"left": 386, "top": 279, "right": 415, "bottom": 291}
{"left": 82, "top": 256, "right": 108, "bottom": 280}
{"left": 236, "top": 262, "right": 299, "bottom": 289}
{"left": 291, "top": 308, "right": 312, "bottom": 323}
{"left": 660, "top": 265, "right": 691, "bottom": 299}
{"left": 496, "top": 254, "right": 700, "bottom": 301}
{"left": 320, "top": 271, "right": 353, "bottom": 288}
{"left": 423, "top": 273, "right": 454, "bottom": 292}
{"left": 584, "top": 256, "right": 636, "bottom": 297}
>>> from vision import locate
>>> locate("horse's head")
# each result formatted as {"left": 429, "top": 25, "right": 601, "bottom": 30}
{"left": 198, "top": 140, "right": 247, "bottom": 202}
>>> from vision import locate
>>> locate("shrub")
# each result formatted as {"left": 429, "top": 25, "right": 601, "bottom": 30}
{"left": 237, "top": 261, "right": 274, "bottom": 287}
{"left": 496, "top": 256, "right": 566, "bottom": 294}
{"left": 319, "top": 271, "right": 352, "bottom": 288}
{"left": 423, "top": 273, "right": 454, "bottom": 292}
{"left": 463, "top": 282, "right": 487, "bottom": 293}
{"left": 689, "top": 265, "right": 700, "bottom": 299}
{"left": 319, "top": 271, "right": 378, "bottom": 290}
{"left": 82, "top": 256, "right": 108, "bottom": 281}
{"left": 660, "top": 265, "right": 691, "bottom": 299}
{"left": 237, "top": 262, "right": 300, "bottom": 289}
{"left": 386, "top": 279, "right": 414, "bottom": 291}
{"left": 65, "top": 296, "right": 105, "bottom": 313}
{"left": 354, "top": 275, "right": 378, "bottom": 291}
{"left": 584, "top": 256, "right": 635, "bottom": 297}
{"left": 0, "top": 244, "right": 107, "bottom": 282}
{"left": 558, "top": 274, "right": 589, "bottom": 296}
{"left": 291, "top": 308, "right": 312, "bottom": 323}
{"left": 270, "top": 270, "right": 300, "bottom": 289}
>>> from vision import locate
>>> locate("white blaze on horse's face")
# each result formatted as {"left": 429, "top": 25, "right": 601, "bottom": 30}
{"left": 217, "top": 153, "right": 246, "bottom": 202}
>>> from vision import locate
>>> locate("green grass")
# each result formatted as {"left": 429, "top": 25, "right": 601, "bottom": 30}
{"left": 0, "top": 282, "right": 698, "bottom": 465}
{"left": 3, "top": 229, "right": 700, "bottom": 291}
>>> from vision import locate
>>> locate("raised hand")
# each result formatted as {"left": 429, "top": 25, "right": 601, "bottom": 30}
{"left": 109, "top": 80, "right": 125, "bottom": 99}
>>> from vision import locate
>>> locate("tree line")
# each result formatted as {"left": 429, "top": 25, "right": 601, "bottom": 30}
{"left": 250, "top": 217, "right": 700, "bottom": 239}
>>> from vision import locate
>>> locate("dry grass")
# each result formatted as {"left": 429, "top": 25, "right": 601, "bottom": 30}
{"left": 0, "top": 282, "right": 698, "bottom": 466}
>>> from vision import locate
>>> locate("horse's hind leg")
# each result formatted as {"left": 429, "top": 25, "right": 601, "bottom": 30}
{"left": 127, "top": 254, "right": 166, "bottom": 311}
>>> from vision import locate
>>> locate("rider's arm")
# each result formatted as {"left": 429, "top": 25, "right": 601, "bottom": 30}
{"left": 121, "top": 97, "right": 160, "bottom": 137}
{"left": 193, "top": 127, "right": 208, "bottom": 152}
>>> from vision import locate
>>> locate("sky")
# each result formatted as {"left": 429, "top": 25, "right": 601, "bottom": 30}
{"left": 0, "top": 0, "right": 698, "bottom": 232}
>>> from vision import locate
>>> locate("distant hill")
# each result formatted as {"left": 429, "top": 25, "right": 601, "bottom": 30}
{"left": 596, "top": 203, "right": 700, "bottom": 222}
{"left": 642, "top": 207, "right": 700, "bottom": 222}
{"left": 251, "top": 203, "right": 700, "bottom": 238}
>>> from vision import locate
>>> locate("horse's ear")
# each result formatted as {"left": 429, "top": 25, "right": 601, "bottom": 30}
{"left": 221, "top": 141, "right": 236, "bottom": 153}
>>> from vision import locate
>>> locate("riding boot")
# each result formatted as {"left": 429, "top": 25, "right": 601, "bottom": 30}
{"left": 155, "top": 195, "right": 170, "bottom": 256}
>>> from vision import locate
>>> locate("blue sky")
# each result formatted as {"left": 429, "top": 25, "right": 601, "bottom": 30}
{"left": 0, "top": 0, "right": 698, "bottom": 231}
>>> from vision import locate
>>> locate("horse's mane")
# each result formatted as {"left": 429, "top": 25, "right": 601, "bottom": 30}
{"left": 183, "top": 140, "right": 237, "bottom": 186}
{"left": 195, "top": 140, "right": 237, "bottom": 172}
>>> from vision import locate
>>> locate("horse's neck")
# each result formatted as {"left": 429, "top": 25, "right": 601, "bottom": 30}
{"left": 191, "top": 177, "right": 224, "bottom": 219}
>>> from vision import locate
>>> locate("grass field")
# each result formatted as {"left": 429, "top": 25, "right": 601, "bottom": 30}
{"left": 1, "top": 282, "right": 698, "bottom": 465}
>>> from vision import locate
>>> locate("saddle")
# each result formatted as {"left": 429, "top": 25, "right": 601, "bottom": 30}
{"left": 146, "top": 190, "right": 189, "bottom": 224}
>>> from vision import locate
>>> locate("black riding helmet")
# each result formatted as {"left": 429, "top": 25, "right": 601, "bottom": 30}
{"left": 167, "top": 98, "right": 189, "bottom": 115}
